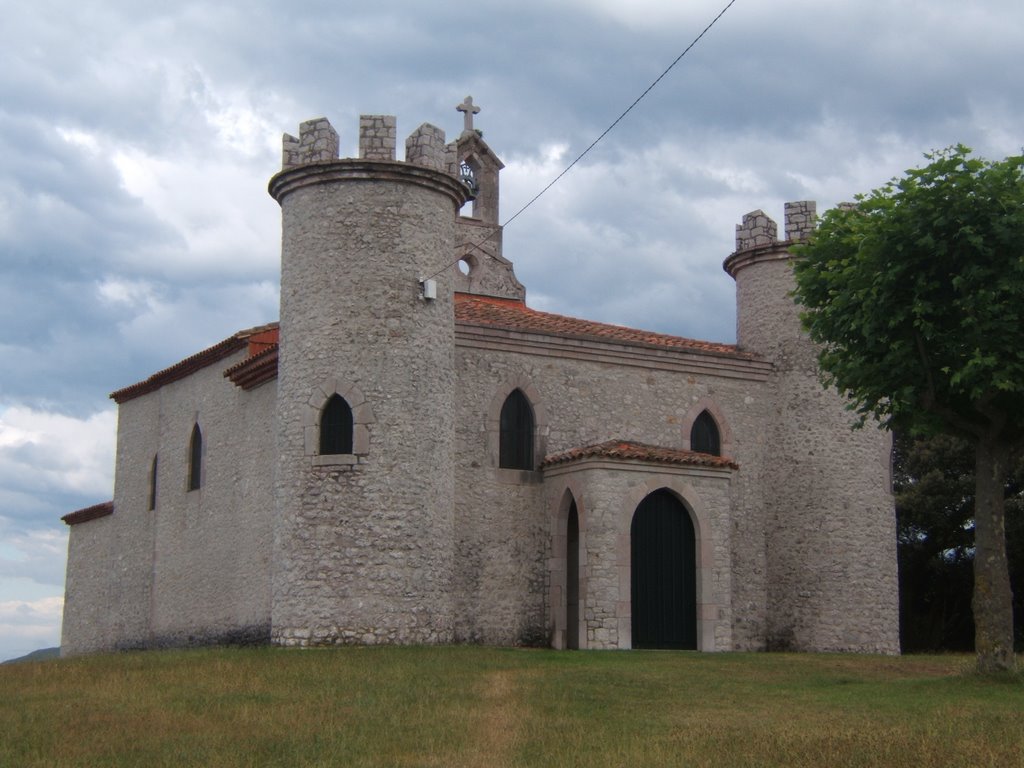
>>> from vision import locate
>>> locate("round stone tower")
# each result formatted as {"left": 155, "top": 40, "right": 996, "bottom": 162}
{"left": 268, "top": 115, "right": 469, "bottom": 646}
{"left": 725, "top": 202, "right": 899, "bottom": 654}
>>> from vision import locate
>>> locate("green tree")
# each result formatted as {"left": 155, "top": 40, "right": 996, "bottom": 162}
{"left": 792, "top": 146, "right": 1024, "bottom": 672}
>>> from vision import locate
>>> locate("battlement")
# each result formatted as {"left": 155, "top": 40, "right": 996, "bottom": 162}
{"left": 358, "top": 115, "right": 396, "bottom": 160}
{"left": 282, "top": 118, "right": 339, "bottom": 168}
{"left": 280, "top": 114, "right": 457, "bottom": 174}
{"left": 735, "top": 201, "right": 817, "bottom": 251}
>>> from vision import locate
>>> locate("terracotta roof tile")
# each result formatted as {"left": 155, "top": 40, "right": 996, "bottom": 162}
{"left": 454, "top": 293, "right": 746, "bottom": 356}
{"left": 542, "top": 440, "right": 738, "bottom": 470}
{"left": 224, "top": 345, "right": 279, "bottom": 390}
{"left": 62, "top": 500, "right": 114, "bottom": 526}
{"left": 245, "top": 327, "right": 279, "bottom": 356}
{"left": 123, "top": 293, "right": 744, "bottom": 399}
{"left": 111, "top": 323, "right": 279, "bottom": 403}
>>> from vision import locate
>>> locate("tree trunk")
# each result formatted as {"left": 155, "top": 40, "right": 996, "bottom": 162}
{"left": 972, "top": 436, "right": 1016, "bottom": 673}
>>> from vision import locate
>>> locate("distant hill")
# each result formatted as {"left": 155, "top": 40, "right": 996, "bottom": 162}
{"left": 2, "top": 647, "right": 60, "bottom": 664}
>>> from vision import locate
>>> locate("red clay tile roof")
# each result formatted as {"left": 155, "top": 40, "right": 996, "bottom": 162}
{"left": 224, "top": 344, "right": 279, "bottom": 390}
{"left": 62, "top": 500, "right": 114, "bottom": 526}
{"left": 118, "top": 292, "right": 744, "bottom": 399}
{"left": 215, "top": 295, "right": 745, "bottom": 391}
{"left": 111, "top": 323, "right": 279, "bottom": 403}
{"left": 542, "top": 440, "right": 738, "bottom": 470}
{"left": 245, "top": 327, "right": 280, "bottom": 356}
{"left": 454, "top": 293, "right": 746, "bottom": 356}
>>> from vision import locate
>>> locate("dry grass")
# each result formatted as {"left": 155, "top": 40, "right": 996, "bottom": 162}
{"left": 1, "top": 647, "right": 1021, "bottom": 767}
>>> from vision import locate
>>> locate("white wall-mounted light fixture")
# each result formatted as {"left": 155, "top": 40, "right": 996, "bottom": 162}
{"left": 420, "top": 278, "right": 437, "bottom": 300}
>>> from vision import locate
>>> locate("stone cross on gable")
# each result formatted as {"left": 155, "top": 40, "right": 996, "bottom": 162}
{"left": 456, "top": 96, "right": 481, "bottom": 133}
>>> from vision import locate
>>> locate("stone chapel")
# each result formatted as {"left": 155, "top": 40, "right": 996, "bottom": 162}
{"left": 61, "top": 99, "right": 899, "bottom": 655}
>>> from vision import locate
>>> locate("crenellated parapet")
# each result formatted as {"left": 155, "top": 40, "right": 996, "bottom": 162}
{"left": 273, "top": 104, "right": 524, "bottom": 302}
{"left": 734, "top": 201, "right": 817, "bottom": 252}
{"left": 282, "top": 118, "right": 340, "bottom": 169}
{"left": 725, "top": 200, "right": 820, "bottom": 352}
{"left": 279, "top": 114, "right": 461, "bottom": 176}
{"left": 725, "top": 201, "right": 818, "bottom": 283}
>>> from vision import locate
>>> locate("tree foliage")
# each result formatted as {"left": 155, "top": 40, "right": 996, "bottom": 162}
{"left": 793, "top": 146, "right": 1024, "bottom": 442}
{"left": 793, "top": 146, "right": 1024, "bottom": 672}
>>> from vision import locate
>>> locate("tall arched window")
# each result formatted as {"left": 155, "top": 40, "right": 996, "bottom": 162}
{"left": 499, "top": 389, "right": 534, "bottom": 469}
{"left": 320, "top": 394, "right": 354, "bottom": 455}
{"left": 148, "top": 454, "right": 158, "bottom": 510}
{"left": 188, "top": 424, "right": 202, "bottom": 491}
{"left": 690, "top": 410, "right": 721, "bottom": 456}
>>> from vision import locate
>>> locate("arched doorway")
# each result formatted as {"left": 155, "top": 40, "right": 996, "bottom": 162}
{"left": 631, "top": 489, "right": 696, "bottom": 649}
{"left": 566, "top": 500, "right": 580, "bottom": 650}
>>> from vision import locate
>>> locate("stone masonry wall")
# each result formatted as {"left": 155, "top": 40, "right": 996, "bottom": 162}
{"left": 62, "top": 356, "right": 276, "bottom": 654}
{"left": 453, "top": 339, "right": 773, "bottom": 649}
{"left": 146, "top": 353, "right": 275, "bottom": 647}
{"left": 542, "top": 462, "right": 734, "bottom": 651}
{"left": 62, "top": 512, "right": 120, "bottom": 655}
{"left": 62, "top": 394, "right": 158, "bottom": 655}
{"left": 270, "top": 116, "right": 468, "bottom": 647}
{"left": 727, "top": 204, "right": 899, "bottom": 653}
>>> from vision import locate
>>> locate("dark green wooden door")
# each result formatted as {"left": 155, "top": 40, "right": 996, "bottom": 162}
{"left": 631, "top": 489, "right": 696, "bottom": 649}
{"left": 566, "top": 500, "right": 579, "bottom": 650}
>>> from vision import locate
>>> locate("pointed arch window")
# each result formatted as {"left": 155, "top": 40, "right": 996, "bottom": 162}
{"left": 690, "top": 410, "right": 721, "bottom": 456}
{"left": 320, "top": 394, "right": 354, "bottom": 455}
{"left": 188, "top": 424, "right": 203, "bottom": 491}
{"left": 148, "top": 454, "right": 158, "bottom": 510}
{"left": 499, "top": 389, "right": 534, "bottom": 470}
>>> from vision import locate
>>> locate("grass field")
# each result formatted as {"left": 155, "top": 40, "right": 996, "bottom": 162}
{"left": 1, "top": 647, "right": 1021, "bottom": 767}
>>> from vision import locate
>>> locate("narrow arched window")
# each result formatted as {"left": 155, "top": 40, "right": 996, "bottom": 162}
{"left": 690, "top": 410, "right": 721, "bottom": 456}
{"left": 148, "top": 454, "right": 158, "bottom": 510}
{"left": 188, "top": 424, "right": 203, "bottom": 491}
{"left": 499, "top": 389, "right": 534, "bottom": 470}
{"left": 320, "top": 394, "right": 354, "bottom": 455}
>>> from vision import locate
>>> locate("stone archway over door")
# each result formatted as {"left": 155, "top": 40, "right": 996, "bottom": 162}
{"left": 631, "top": 489, "right": 696, "bottom": 649}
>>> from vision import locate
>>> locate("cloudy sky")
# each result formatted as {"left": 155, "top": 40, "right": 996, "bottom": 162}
{"left": 1, "top": 0, "right": 1021, "bottom": 660}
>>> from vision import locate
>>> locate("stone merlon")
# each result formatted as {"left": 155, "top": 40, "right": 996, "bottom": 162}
{"left": 735, "top": 201, "right": 818, "bottom": 251}
{"left": 359, "top": 114, "right": 397, "bottom": 160}
{"left": 282, "top": 118, "right": 340, "bottom": 170}
{"left": 735, "top": 209, "right": 778, "bottom": 251}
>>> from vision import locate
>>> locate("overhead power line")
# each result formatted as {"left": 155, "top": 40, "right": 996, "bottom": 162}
{"left": 502, "top": 0, "right": 739, "bottom": 229}
{"left": 427, "top": 0, "right": 739, "bottom": 282}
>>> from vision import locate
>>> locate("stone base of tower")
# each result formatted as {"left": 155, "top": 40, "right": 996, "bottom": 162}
{"left": 271, "top": 622, "right": 453, "bottom": 648}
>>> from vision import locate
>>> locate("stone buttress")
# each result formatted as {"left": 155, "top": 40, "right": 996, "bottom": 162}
{"left": 269, "top": 115, "right": 471, "bottom": 645}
